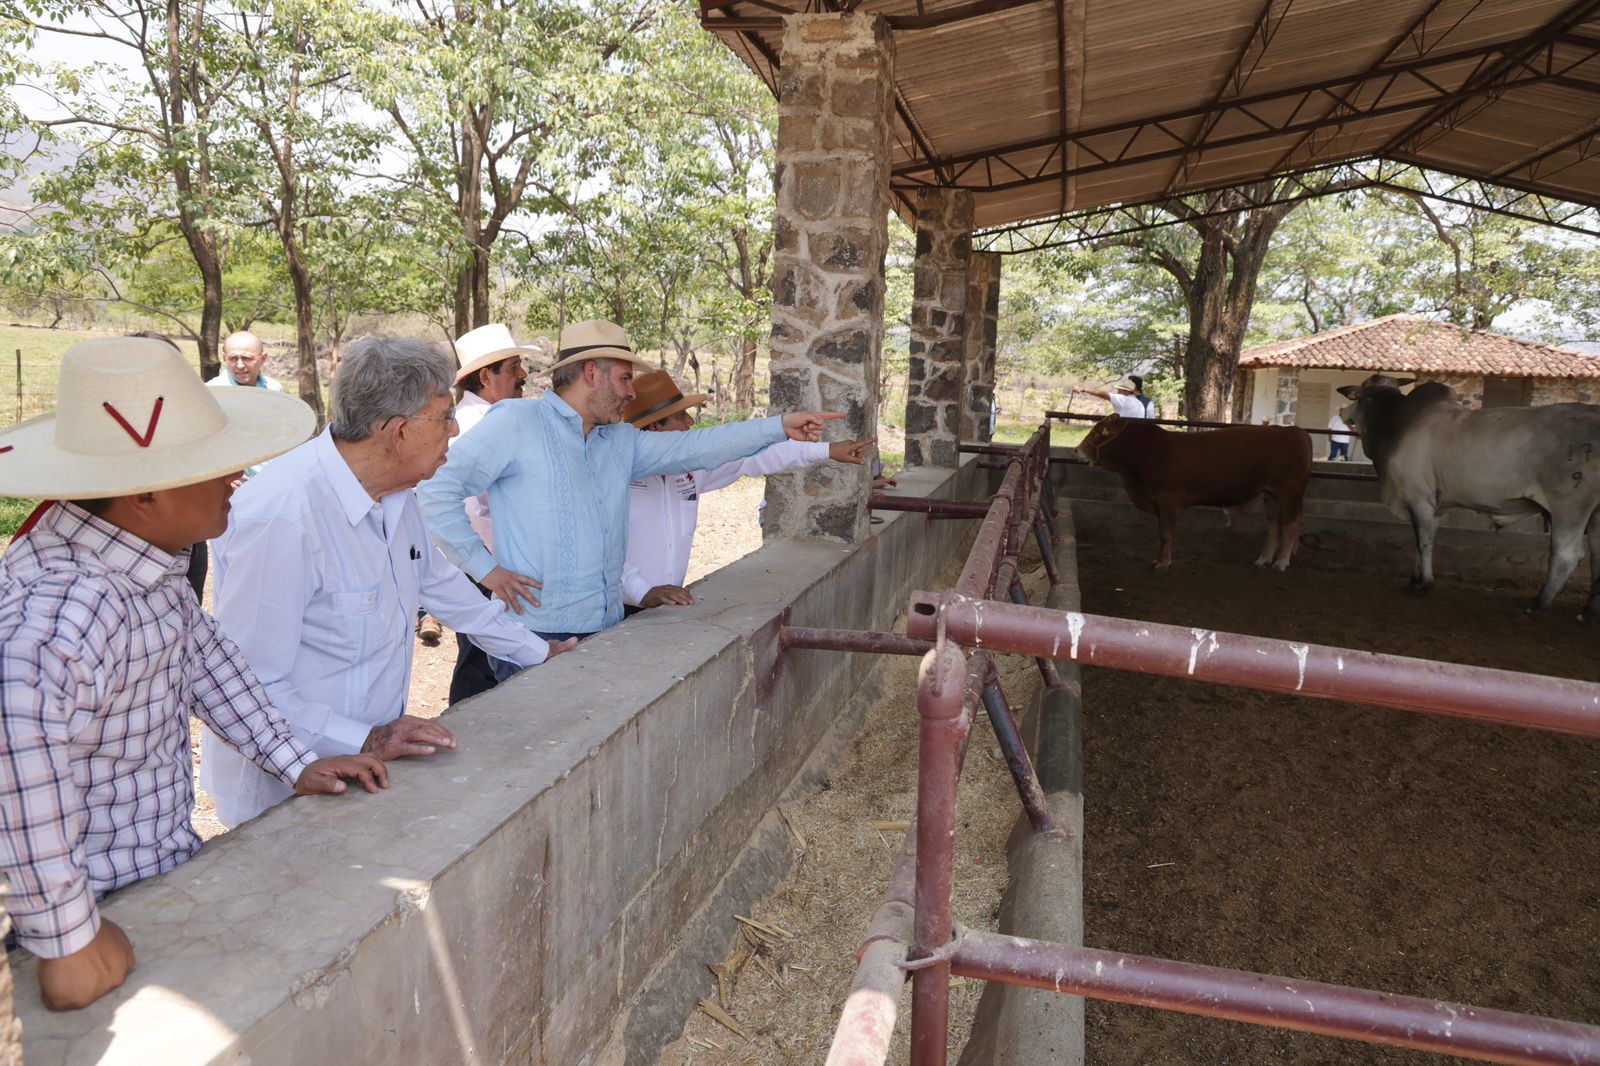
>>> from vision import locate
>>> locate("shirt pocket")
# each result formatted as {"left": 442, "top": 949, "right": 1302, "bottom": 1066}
{"left": 328, "top": 587, "right": 382, "bottom": 654}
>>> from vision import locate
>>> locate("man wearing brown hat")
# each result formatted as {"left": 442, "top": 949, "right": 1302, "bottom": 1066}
{"left": 619, "top": 369, "right": 872, "bottom": 611}
{"left": 0, "top": 338, "right": 388, "bottom": 1011}
{"left": 418, "top": 320, "right": 842, "bottom": 644}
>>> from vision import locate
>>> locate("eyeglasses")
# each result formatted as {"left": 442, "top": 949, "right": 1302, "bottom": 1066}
{"left": 385, "top": 411, "right": 459, "bottom": 429}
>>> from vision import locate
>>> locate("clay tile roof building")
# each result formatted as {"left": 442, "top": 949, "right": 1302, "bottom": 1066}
{"left": 1234, "top": 315, "right": 1600, "bottom": 454}
{"left": 1240, "top": 314, "right": 1600, "bottom": 379}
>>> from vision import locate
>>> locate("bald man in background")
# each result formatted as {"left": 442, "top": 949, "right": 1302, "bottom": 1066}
{"left": 209, "top": 331, "right": 285, "bottom": 393}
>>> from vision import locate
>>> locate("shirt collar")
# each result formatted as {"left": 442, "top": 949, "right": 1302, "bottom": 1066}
{"left": 314, "top": 428, "right": 382, "bottom": 527}
{"left": 457, "top": 391, "right": 491, "bottom": 411}
{"left": 541, "top": 389, "right": 583, "bottom": 426}
{"left": 47, "top": 502, "right": 186, "bottom": 589}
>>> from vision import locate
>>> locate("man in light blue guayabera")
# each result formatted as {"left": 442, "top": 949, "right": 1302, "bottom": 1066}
{"left": 418, "top": 319, "right": 840, "bottom": 650}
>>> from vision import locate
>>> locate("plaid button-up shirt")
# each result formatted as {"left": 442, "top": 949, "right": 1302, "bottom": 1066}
{"left": 0, "top": 503, "right": 317, "bottom": 958}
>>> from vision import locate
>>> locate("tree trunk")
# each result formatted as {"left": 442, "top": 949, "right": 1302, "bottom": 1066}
{"left": 734, "top": 329, "right": 758, "bottom": 412}
{"left": 196, "top": 254, "right": 223, "bottom": 381}
{"left": 1166, "top": 185, "right": 1297, "bottom": 421}
{"left": 285, "top": 243, "right": 324, "bottom": 427}
{"left": 471, "top": 242, "right": 491, "bottom": 329}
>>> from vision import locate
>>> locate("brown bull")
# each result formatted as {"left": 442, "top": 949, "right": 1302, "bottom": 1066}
{"left": 1077, "top": 416, "right": 1313, "bottom": 570}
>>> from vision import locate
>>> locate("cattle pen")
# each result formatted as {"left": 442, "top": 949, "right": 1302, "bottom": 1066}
{"left": 779, "top": 422, "right": 1600, "bottom": 1065}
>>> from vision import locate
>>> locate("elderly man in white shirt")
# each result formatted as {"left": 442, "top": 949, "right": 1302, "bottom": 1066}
{"left": 619, "top": 370, "right": 871, "bottom": 611}
{"left": 1072, "top": 375, "right": 1154, "bottom": 420}
{"left": 445, "top": 323, "right": 533, "bottom": 702}
{"left": 201, "top": 334, "right": 575, "bottom": 828}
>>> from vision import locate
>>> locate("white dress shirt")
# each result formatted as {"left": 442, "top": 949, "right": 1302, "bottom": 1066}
{"left": 621, "top": 439, "right": 828, "bottom": 603}
{"left": 453, "top": 391, "right": 496, "bottom": 552}
{"left": 1109, "top": 392, "right": 1153, "bottom": 419}
{"left": 200, "top": 428, "right": 552, "bottom": 827}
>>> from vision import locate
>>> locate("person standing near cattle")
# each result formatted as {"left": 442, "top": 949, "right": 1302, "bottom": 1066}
{"left": 1076, "top": 415, "right": 1313, "bottom": 571}
{"left": 1072, "top": 376, "right": 1154, "bottom": 419}
{"left": 617, "top": 369, "right": 872, "bottom": 613}
{"left": 416, "top": 319, "right": 842, "bottom": 651}
{"left": 0, "top": 338, "right": 389, "bottom": 1011}
{"left": 1327, "top": 410, "right": 1354, "bottom": 461}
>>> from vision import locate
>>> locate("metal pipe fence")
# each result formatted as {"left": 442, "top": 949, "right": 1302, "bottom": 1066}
{"left": 809, "top": 421, "right": 1600, "bottom": 1065}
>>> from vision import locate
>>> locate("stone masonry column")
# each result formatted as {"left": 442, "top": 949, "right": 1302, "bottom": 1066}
{"left": 961, "top": 250, "right": 1001, "bottom": 442}
{"left": 762, "top": 14, "right": 895, "bottom": 544}
{"left": 1273, "top": 367, "right": 1300, "bottom": 424}
{"left": 904, "top": 188, "right": 974, "bottom": 467}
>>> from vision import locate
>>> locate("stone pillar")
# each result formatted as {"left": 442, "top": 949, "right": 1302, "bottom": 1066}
{"left": 1273, "top": 367, "right": 1300, "bottom": 424}
{"left": 763, "top": 13, "right": 895, "bottom": 543}
{"left": 904, "top": 188, "right": 974, "bottom": 467}
{"left": 961, "top": 251, "right": 1001, "bottom": 443}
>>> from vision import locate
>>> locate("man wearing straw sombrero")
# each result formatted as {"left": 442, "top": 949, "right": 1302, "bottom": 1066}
{"left": 418, "top": 319, "right": 844, "bottom": 647}
{"left": 0, "top": 337, "right": 389, "bottom": 1011}
{"left": 618, "top": 369, "right": 873, "bottom": 612}
{"left": 443, "top": 323, "right": 535, "bottom": 701}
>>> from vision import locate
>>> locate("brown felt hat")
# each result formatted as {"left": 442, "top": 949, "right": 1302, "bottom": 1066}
{"left": 623, "top": 370, "right": 707, "bottom": 429}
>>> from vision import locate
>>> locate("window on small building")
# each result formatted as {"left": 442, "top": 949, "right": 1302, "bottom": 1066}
{"left": 1482, "top": 377, "right": 1532, "bottom": 408}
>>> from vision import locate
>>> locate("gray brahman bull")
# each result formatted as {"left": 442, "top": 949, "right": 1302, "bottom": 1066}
{"left": 1338, "top": 374, "right": 1600, "bottom": 620}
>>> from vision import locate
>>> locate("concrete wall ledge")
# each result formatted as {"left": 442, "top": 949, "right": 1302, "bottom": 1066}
{"left": 13, "top": 460, "right": 986, "bottom": 1066}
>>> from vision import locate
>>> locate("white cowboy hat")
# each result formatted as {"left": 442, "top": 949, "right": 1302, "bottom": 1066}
{"left": 0, "top": 337, "right": 315, "bottom": 499}
{"left": 548, "top": 320, "right": 652, "bottom": 375}
{"left": 452, "top": 323, "right": 537, "bottom": 385}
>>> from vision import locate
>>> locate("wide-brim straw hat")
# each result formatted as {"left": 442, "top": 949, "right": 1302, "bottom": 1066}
{"left": 548, "top": 319, "right": 652, "bottom": 375}
{"left": 453, "top": 323, "right": 538, "bottom": 385}
{"left": 0, "top": 337, "right": 315, "bottom": 499}
{"left": 624, "top": 370, "right": 708, "bottom": 429}
{"left": 1110, "top": 378, "right": 1141, "bottom": 393}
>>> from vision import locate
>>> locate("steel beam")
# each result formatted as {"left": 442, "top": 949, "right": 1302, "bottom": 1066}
{"left": 951, "top": 931, "right": 1600, "bottom": 1066}
{"left": 906, "top": 593, "right": 1600, "bottom": 738}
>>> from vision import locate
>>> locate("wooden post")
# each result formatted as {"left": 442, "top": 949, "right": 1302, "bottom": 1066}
{"left": 14, "top": 349, "right": 21, "bottom": 426}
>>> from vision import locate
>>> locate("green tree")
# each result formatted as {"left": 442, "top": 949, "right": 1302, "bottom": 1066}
{"left": 4, "top": 0, "right": 264, "bottom": 377}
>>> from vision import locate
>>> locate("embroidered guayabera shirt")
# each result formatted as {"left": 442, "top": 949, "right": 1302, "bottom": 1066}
{"left": 620, "top": 440, "right": 828, "bottom": 604}
{"left": 0, "top": 504, "right": 317, "bottom": 958}
{"left": 417, "top": 390, "right": 785, "bottom": 634}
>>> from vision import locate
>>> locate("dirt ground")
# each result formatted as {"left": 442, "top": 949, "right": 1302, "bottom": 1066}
{"left": 1075, "top": 539, "right": 1600, "bottom": 1064}
{"left": 654, "top": 552, "right": 1052, "bottom": 1066}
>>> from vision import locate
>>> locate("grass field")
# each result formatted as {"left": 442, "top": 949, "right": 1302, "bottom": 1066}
{"left": 0, "top": 322, "right": 204, "bottom": 428}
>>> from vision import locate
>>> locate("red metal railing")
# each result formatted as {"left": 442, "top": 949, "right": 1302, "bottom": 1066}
{"left": 792, "top": 422, "right": 1600, "bottom": 1065}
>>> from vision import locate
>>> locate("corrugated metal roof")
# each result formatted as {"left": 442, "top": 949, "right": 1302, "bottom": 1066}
{"left": 1239, "top": 314, "right": 1600, "bottom": 377}
{"left": 702, "top": 0, "right": 1600, "bottom": 231}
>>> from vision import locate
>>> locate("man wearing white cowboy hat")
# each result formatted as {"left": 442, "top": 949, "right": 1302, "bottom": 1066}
{"left": 418, "top": 319, "right": 843, "bottom": 645}
{"left": 0, "top": 337, "right": 389, "bottom": 1011}
{"left": 202, "top": 334, "right": 576, "bottom": 829}
{"left": 445, "top": 322, "right": 535, "bottom": 701}
{"left": 619, "top": 369, "right": 874, "bottom": 612}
